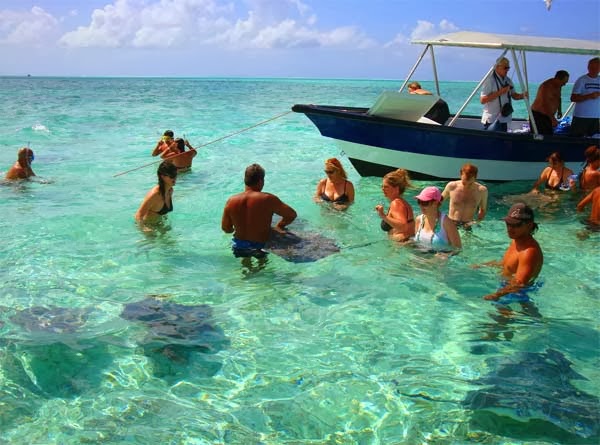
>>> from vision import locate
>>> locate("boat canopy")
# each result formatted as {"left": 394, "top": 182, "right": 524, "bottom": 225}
{"left": 412, "top": 31, "right": 600, "bottom": 56}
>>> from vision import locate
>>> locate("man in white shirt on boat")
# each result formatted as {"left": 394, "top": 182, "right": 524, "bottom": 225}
{"left": 570, "top": 57, "right": 600, "bottom": 137}
{"left": 480, "top": 57, "right": 528, "bottom": 132}
{"left": 441, "top": 163, "right": 488, "bottom": 230}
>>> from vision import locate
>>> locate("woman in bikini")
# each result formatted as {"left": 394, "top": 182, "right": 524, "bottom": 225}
{"left": 413, "top": 186, "right": 461, "bottom": 252}
{"left": 574, "top": 145, "right": 600, "bottom": 192}
{"left": 135, "top": 161, "right": 177, "bottom": 223}
{"left": 374, "top": 168, "right": 415, "bottom": 242}
{"left": 314, "top": 158, "right": 355, "bottom": 210}
{"left": 530, "top": 151, "right": 574, "bottom": 193}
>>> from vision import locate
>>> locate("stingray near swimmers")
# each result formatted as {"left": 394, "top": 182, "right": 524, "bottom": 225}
{"left": 463, "top": 349, "right": 600, "bottom": 440}
{"left": 265, "top": 229, "right": 340, "bottom": 263}
{"left": 120, "top": 297, "right": 228, "bottom": 365}
{"left": 8, "top": 305, "right": 90, "bottom": 335}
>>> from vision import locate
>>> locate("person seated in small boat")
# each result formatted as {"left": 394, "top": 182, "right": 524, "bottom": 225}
{"left": 413, "top": 186, "right": 461, "bottom": 252}
{"left": 314, "top": 158, "right": 355, "bottom": 210}
{"left": 571, "top": 145, "right": 600, "bottom": 192}
{"left": 135, "top": 161, "right": 177, "bottom": 223}
{"left": 530, "top": 151, "right": 574, "bottom": 193}
{"left": 374, "top": 169, "right": 415, "bottom": 242}
{"left": 151, "top": 130, "right": 175, "bottom": 157}
{"left": 407, "top": 81, "right": 450, "bottom": 125}
{"left": 441, "top": 163, "right": 488, "bottom": 229}
{"left": 162, "top": 138, "right": 198, "bottom": 172}
{"left": 5, "top": 147, "right": 36, "bottom": 180}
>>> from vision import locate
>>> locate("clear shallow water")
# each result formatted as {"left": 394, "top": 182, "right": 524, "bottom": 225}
{"left": 0, "top": 77, "right": 598, "bottom": 444}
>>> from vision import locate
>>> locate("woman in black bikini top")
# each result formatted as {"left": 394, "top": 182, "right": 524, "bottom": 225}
{"left": 314, "top": 158, "right": 355, "bottom": 209}
{"left": 375, "top": 168, "right": 415, "bottom": 242}
{"left": 530, "top": 151, "right": 574, "bottom": 193}
{"left": 135, "top": 161, "right": 177, "bottom": 222}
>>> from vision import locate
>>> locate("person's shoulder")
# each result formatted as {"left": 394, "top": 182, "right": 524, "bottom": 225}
{"left": 476, "top": 182, "right": 488, "bottom": 191}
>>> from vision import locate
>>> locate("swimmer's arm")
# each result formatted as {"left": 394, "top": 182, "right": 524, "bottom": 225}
{"left": 483, "top": 281, "right": 526, "bottom": 301}
{"left": 135, "top": 190, "right": 159, "bottom": 222}
{"left": 444, "top": 216, "right": 462, "bottom": 250}
{"left": 273, "top": 199, "right": 297, "bottom": 231}
{"left": 477, "top": 188, "right": 489, "bottom": 221}
{"left": 151, "top": 141, "right": 164, "bottom": 157}
{"left": 472, "top": 259, "right": 502, "bottom": 269}
{"left": 576, "top": 189, "right": 594, "bottom": 212}
{"left": 530, "top": 168, "right": 549, "bottom": 193}
{"left": 314, "top": 179, "right": 327, "bottom": 202}
{"left": 221, "top": 204, "right": 234, "bottom": 233}
{"left": 345, "top": 181, "right": 355, "bottom": 204}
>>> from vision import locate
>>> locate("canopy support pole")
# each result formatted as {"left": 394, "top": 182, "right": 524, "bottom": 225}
{"left": 398, "top": 45, "right": 430, "bottom": 93}
{"left": 511, "top": 48, "right": 538, "bottom": 135}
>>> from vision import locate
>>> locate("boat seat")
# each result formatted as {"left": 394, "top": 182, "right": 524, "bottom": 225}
{"left": 367, "top": 91, "right": 441, "bottom": 123}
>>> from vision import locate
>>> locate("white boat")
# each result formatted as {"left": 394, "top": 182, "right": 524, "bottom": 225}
{"left": 292, "top": 31, "right": 600, "bottom": 181}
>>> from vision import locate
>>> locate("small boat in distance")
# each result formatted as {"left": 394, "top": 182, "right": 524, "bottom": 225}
{"left": 292, "top": 31, "right": 600, "bottom": 181}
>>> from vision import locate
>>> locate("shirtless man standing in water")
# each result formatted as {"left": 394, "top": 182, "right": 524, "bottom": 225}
{"left": 482, "top": 203, "right": 544, "bottom": 303}
{"left": 222, "top": 164, "right": 297, "bottom": 260}
{"left": 442, "top": 163, "right": 488, "bottom": 229}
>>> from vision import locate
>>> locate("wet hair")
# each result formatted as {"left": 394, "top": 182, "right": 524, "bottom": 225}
{"left": 157, "top": 161, "right": 177, "bottom": 198}
{"left": 547, "top": 151, "right": 564, "bottom": 164}
{"left": 17, "top": 147, "right": 34, "bottom": 160}
{"left": 174, "top": 138, "right": 186, "bottom": 153}
{"left": 584, "top": 145, "right": 599, "bottom": 163}
{"left": 460, "top": 163, "right": 478, "bottom": 179}
{"left": 554, "top": 70, "right": 569, "bottom": 81}
{"left": 324, "top": 158, "right": 348, "bottom": 180}
{"left": 163, "top": 130, "right": 174, "bottom": 138}
{"left": 383, "top": 168, "right": 411, "bottom": 194}
{"left": 244, "top": 163, "right": 265, "bottom": 186}
{"left": 408, "top": 81, "right": 422, "bottom": 90}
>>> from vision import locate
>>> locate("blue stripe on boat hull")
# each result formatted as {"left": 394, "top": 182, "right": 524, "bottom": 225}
{"left": 292, "top": 105, "right": 595, "bottom": 180}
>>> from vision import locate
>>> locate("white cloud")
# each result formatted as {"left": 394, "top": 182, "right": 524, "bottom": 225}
{"left": 56, "top": 0, "right": 373, "bottom": 50}
{"left": 0, "top": 6, "right": 60, "bottom": 46}
{"left": 411, "top": 19, "right": 459, "bottom": 40}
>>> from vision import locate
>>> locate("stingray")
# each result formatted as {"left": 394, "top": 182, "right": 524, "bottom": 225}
{"left": 463, "top": 349, "right": 600, "bottom": 439}
{"left": 8, "top": 305, "right": 90, "bottom": 334}
{"left": 120, "top": 297, "right": 228, "bottom": 356}
{"left": 265, "top": 229, "right": 340, "bottom": 263}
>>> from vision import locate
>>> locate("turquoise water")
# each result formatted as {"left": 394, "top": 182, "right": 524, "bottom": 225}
{"left": 0, "top": 77, "right": 598, "bottom": 444}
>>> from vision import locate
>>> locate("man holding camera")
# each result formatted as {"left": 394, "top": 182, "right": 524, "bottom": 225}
{"left": 480, "top": 57, "right": 528, "bottom": 132}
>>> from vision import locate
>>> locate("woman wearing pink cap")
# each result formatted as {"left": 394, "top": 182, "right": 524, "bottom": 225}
{"left": 414, "top": 186, "right": 461, "bottom": 252}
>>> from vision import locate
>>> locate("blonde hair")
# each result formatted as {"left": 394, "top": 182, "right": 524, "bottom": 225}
{"left": 383, "top": 168, "right": 411, "bottom": 194}
{"left": 324, "top": 158, "right": 348, "bottom": 180}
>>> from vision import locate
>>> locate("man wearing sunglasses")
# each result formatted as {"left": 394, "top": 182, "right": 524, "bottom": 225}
{"left": 483, "top": 203, "right": 543, "bottom": 305}
{"left": 5, "top": 147, "right": 36, "bottom": 180}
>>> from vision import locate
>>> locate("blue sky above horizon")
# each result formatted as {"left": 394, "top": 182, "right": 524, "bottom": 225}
{"left": 0, "top": 0, "right": 598, "bottom": 81}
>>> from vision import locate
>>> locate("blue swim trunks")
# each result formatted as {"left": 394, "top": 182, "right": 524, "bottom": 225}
{"left": 493, "top": 281, "right": 543, "bottom": 306}
{"left": 231, "top": 238, "right": 267, "bottom": 259}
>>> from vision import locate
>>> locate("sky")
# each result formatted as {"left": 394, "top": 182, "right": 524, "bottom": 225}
{"left": 0, "top": 0, "right": 598, "bottom": 80}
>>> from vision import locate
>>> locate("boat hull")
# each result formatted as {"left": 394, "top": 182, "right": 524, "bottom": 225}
{"left": 292, "top": 104, "right": 594, "bottom": 181}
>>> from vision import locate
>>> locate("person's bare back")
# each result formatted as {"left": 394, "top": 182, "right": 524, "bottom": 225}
{"left": 222, "top": 164, "right": 297, "bottom": 247}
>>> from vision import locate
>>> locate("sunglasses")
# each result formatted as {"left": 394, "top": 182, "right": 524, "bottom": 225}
{"left": 505, "top": 221, "right": 526, "bottom": 228}
{"left": 324, "top": 169, "right": 335, "bottom": 174}
{"left": 162, "top": 173, "right": 177, "bottom": 179}
{"left": 417, "top": 199, "right": 434, "bottom": 206}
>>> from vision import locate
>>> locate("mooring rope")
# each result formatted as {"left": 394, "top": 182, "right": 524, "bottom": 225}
{"left": 113, "top": 110, "right": 293, "bottom": 178}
